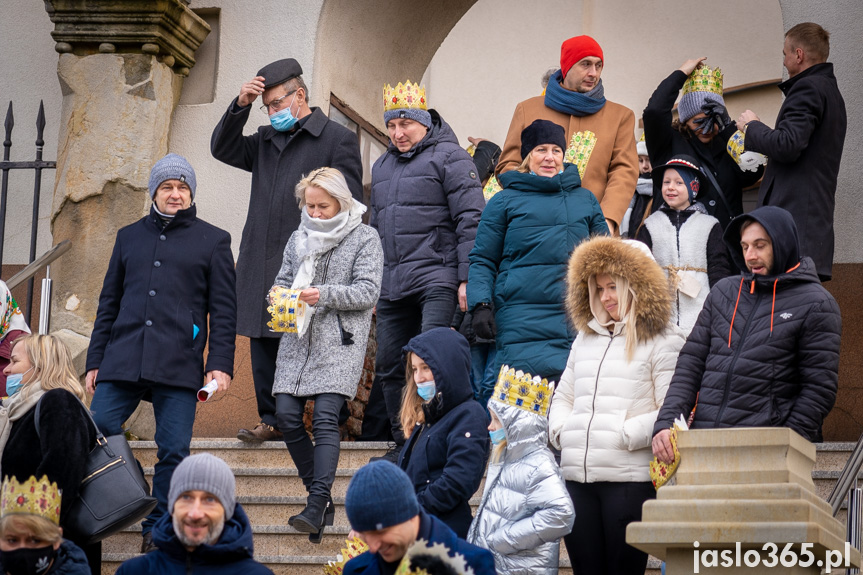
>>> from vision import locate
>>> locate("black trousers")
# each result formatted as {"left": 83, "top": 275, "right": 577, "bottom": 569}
{"left": 373, "top": 287, "right": 457, "bottom": 445}
{"left": 276, "top": 393, "right": 345, "bottom": 499}
{"left": 564, "top": 480, "right": 655, "bottom": 575}
{"left": 249, "top": 336, "right": 281, "bottom": 428}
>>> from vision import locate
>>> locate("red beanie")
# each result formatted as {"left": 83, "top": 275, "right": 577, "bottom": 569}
{"left": 560, "top": 35, "right": 604, "bottom": 79}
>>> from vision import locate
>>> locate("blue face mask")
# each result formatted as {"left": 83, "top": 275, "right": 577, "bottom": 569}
{"left": 5, "top": 368, "right": 32, "bottom": 397}
{"left": 416, "top": 381, "right": 436, "bottom": 402}
{"left": 489, "top": 427, "right": 507, "bottom": 444}
{"left": 269, "top": 94, "right": 298, "bottom": 132}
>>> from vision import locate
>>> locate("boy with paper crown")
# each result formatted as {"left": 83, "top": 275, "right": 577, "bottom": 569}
{"left": 0, "top": 475, "right": 90, "bottom": 574}
{"left": 636, "top": 154, "right": 733, "bottom": 335}
{"left": 467, "top": 366, "right": 573, "bottom": 574}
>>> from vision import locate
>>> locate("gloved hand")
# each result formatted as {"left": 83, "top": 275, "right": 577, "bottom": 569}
{"left": 472, "top": 304, "right": 497, "bottom": 340}
{"left": 695, "top": 100, "right": 731, "bottom": 135}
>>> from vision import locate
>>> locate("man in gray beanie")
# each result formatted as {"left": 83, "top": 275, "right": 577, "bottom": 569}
{"left": 86, "top": 154, "right": 237, "bottom": 553}
{"left": 342, "top": 461, "right": 495, "bottom": 575}
{"left": 116, "top": 454, "right": 274, "bottom": 574}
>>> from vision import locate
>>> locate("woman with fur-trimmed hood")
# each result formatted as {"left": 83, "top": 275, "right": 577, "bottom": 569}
{"left": 548, "top": 236, "right": 685, "bottom": 575}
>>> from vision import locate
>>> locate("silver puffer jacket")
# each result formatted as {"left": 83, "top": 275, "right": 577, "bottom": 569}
{"left": 467, "top": 401, "right": 574, "bottom": 574}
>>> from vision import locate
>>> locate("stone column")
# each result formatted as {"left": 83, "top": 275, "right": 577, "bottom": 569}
{"left": 43, "top": 0, "right": 209, "bottom": 337}
{"left": 627, "top": 428, "right": 861, "bottom": 574}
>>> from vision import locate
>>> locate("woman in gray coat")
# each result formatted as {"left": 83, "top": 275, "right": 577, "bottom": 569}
{"left": 270, "top": 167, "right": 383, "bottom": 543}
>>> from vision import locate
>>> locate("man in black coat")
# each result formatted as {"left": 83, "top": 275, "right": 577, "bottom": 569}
{"left": 85, "top": 154, "right": 237, "bottom": 552}
{"left": 652, "top": 206, "right": 840, "bottom": 463}
{"left": 210, "top": 58, "right": 363, "bottom": 442}
{"left": 737, "top": 22, "right": 847, "bottom": 281}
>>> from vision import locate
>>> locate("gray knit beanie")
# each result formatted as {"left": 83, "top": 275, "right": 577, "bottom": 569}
{"left": 345, "top": 461, "right": 419, "bottom": 532}
{"left": 148, "top": 153, "right": 197, "bottom": 200}
{"left": 383, "top": 108, "right": 432, "bottom": 129}
{"left": 168, "top": 454, "right": 236, "bottom": 520}
{"left": 677, "top": 91, "right": 725, "bottom": 124}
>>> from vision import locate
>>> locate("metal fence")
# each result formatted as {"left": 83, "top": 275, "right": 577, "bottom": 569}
{"left": 0, "top": 101, "right": 57, "bottom": 325}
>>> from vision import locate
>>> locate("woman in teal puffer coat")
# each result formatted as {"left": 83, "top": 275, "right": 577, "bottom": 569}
{"left": 467, "top": 120, "right": 609, "bottom": 382}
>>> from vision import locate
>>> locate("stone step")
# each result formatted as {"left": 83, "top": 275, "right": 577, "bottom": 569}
{"left": 129, "top": 440, "right": 391, "bottom": 469}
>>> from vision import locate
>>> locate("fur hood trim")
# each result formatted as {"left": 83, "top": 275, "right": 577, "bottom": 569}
{"left": 565, "top": 236, "right": 672, "bottom": 339}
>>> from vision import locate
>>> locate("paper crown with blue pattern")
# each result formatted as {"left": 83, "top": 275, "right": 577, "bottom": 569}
{"left": 491, "top": 365, "right": 555, "bottom": 417}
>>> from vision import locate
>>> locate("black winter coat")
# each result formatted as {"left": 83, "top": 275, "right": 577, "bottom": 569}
{"left": 211, "top": 102, "right": 363, "bottom": 337}
{"left": 643, "top": 71, "right": 763, "bottom": 228}
{"left": 86, "top": 206, "right": 237, "bottom": 390}
{"left": 654, "top": 207, "right": 840, "bottom": 441}
{"left": 2, "top": 389, "right": 97, "bottom": 525}
{"left": 745, "top": 63, "right": 847, "bottom": 281}
{"left": 399, "top": 328, "right": 490, "bottom": 538}
{"left": 370, "top": 110, "right": 485, "bottom": 300}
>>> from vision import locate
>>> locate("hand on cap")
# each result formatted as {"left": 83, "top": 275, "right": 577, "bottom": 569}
{"left": 238, "top": 76, "right": 266, "bottom": 108}
{"left": 678, "top": 57, "right": 707, "bottom": 76}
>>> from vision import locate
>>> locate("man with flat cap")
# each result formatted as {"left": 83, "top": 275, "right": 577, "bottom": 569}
{"left": 211, "top": 58, "right": 363, "bottom": 442}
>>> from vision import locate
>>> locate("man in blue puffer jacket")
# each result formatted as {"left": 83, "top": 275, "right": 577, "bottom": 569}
{"left": 368, "top": 81, "right": 485, "bottom": 459}
{"left": 652, "top": 206, "right": 840, "bottom": 462}
{"left": 116, "top": 454, "right": 273, "bottom": 575}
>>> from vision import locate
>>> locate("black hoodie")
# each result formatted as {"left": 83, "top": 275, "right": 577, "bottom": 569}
{"left": 655, "top": 206, "right": 841, "bottom": 441}
{"left": 398, "top": 328, "right": 490, "bottom": 538}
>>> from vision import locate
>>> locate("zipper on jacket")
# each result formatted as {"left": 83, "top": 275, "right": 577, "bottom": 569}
{"left": 674, "top": 211, "right": 682, "bottom": 326}
{"left": 715, "top": 291, "right": 762, "bottom": 426}
{"left": 186, "top": 553, "right": 192, "bottom": 575}
{"left": 293, "top": 250, "right": 335, "bottom": 394}
{"left": 583, "top": 333, "right": 615, "bottom": 480}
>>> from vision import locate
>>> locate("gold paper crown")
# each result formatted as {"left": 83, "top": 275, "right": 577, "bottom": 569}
{"left": 267, "top": 287, "right": 307, "bottom": 333}
{"left": 682, "top": 66, "right": 724, "bottom": 96}
{"left": 383, "top": 81, "right": 427, "bottom": 112}
{"left": 491, "top": 365, "right": 555, "bottom": 417}
{"left": 565, "top": 130, "right": 597, "bottom": 179}
{"left": 1, "top": 475, "right": 62, "bottom": 525}
{"left": 323, "top": 538, "right": 369, "bottom": 575}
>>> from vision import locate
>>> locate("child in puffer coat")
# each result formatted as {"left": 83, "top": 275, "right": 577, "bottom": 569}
{"left": 467, "top": 366, "right": 574, "bottom": 574}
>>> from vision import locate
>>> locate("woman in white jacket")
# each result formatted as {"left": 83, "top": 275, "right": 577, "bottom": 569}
{"left": 548, "top": 236, "right": 685, "bottom": 575}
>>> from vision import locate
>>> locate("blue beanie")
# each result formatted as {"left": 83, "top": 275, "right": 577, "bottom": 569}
{"left": 148, "top": 153, "right": 197, "bottom": 200}
{"left": 384, "top": 108, "right": 432, "bottom": 129}
{"left": 345, "top": 461, "right": 420, "bottom": 532}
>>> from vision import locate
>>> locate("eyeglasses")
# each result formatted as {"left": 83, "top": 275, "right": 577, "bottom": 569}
{"left": 260, "top": 90, "right": 297, "bottom": 113}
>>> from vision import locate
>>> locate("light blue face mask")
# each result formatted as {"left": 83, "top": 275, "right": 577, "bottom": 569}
{"left": 416, "top": 381, "right": 436, "bottom": 402}
{"left": 269, "top": 94, "right": 298, "bottom": 132}
{"left": 489, "top": 427, "right": 507, "bottom": 444}
{"left": 5, "top": 368, "right": 32, "bottom": 397}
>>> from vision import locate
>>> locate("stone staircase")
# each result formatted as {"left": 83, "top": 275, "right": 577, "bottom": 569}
{"left": 99, "top": 441, "right": 859, "bottom": 574}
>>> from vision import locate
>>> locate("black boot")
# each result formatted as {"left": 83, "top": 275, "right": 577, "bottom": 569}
{"left": 306, "top": 496, "right": 335, "bottom": 544}
{"left": 292, "top": 494, "right": 331, "bottom": 536}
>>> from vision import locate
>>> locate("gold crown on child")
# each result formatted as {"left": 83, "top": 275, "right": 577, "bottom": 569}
{"left": 383, "top": 81, "right": 427, "bottom": 112}
{"left": 324, "top": 538, "right": 369, "bottom": 575}
{"left": 492, "top": 365, "right": 554, "bottom": 417}
{"left": 1, "top": 475, "right": 62, "bottom": 525}
{"left": 682, "top": 66, "right": 724, "bottom": 96}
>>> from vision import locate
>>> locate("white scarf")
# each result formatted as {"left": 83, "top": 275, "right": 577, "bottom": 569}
{"left": 292, "top": 202, "right": 366, "bottom": 290}
{"left": 0, "top": 385, "right": 46, "bottom": 480}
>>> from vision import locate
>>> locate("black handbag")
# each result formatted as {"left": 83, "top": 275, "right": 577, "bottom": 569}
{"left": 35, "top": 395, "right": 157, "bottom": 545}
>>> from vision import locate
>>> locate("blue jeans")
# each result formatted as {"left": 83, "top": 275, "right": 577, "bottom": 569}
{"left": 374, "top": 287, "right": 458, "bottom": 445}
{"left": 470, "top": 343, "right": 497, "bottom": 412}
{"left": 89, "top": 381, "right": 197, "bottom": 534}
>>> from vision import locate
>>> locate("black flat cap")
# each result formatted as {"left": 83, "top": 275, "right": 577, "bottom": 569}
{"left": 257, "top": 58, "right": 303, "bottom": 89}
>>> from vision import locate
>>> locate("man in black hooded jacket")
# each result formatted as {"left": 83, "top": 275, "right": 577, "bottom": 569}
{"left": 652, "top": 206, "right": 840, "bottom": 461}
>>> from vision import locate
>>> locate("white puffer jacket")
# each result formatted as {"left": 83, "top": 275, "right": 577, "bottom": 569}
{"left": 549, "top": 319, "right": 684, "bottom": 482}
{"left": 549, "top": 236, "right": 685, "bottom": 483}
